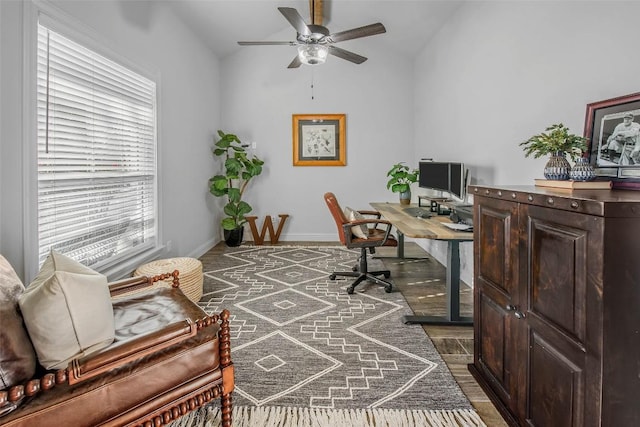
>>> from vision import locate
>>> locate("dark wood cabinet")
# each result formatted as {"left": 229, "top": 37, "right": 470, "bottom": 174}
{"left": 469, "top": 185, "right": 640, "bottom": 427}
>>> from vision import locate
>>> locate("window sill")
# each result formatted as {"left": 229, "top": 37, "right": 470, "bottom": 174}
{"left": 100, "top": 245, "right": 166, "bottom": 282}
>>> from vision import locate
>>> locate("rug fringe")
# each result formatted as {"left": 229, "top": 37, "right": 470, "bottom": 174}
{"left": 169, "top": 405, "right": 487, "bottom": 427}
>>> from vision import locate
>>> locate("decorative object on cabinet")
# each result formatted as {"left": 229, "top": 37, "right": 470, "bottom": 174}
{"left": 584, "top": 92, "right": 640, "bottom": 188}
{"left": 533, "top": 179, "right": 611, "bottom": 189}
{"left": 469, "top": 184, "right": 640, "bottom": 427}
{"left": 568, "top": 156, "right": 596, "bottom": 181}
{"left": 543, "top": 151, "right": 571, "bottom": 180}
{"left": 292, "top": 114, "right": 346, "bottom": 166}
{"left": 386, "top": 162, "right": 419, "bottom": 205}
{"left": 520, "top": 123, "right": 588, "bottom": 180}
{"left": 209, "top": 130, "right": 264, "bottom": 246}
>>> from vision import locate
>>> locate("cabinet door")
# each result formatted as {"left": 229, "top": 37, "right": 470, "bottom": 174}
{"left": 519, "top": 204, "right": 603, "bottom": 427}
{"left": 474, "top": 197, "right": 521, "bottom": 416}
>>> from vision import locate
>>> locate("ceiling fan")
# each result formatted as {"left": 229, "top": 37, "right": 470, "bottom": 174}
{"left": 237, "top": 0, "right": 386, "bottom": 68}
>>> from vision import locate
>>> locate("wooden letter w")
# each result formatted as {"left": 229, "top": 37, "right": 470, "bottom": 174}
{"left": 246, "top": 214, "right": 289, "bottom": 245}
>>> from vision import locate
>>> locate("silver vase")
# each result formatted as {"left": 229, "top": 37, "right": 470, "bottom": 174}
{"left": 544, "top": 151, "right": 571, "bottom": 180}
{"left": 569, "top": 157, "right": 596, "bottom": 181}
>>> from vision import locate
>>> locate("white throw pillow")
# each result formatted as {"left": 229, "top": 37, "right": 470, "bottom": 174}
{"left": 344, "top": 206, "right": 369, "bottom": 239}
{"left": 19, "top": 251, "right": 115, "bottom": 370}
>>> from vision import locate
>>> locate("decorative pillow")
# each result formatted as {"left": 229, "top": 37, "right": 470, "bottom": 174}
{"left": 345, "top": 206, "right": 369, "bottom": 239}
{"left": 0, "top": 255, "right": 37, "bottom": 414}
{"left": 19, "top": 251, "right": 115, "bottom": 370}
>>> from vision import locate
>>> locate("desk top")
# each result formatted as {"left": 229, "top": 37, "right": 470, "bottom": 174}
{"left": 370, "top": 202, "right": 474, "bottom": 241}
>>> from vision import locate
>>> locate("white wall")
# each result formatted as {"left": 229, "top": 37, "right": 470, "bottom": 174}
{"left": 413, "top": 0, "right": 640, "bottom": 285}
{"left": 0, "top": 0, "right": 221, "bottom": 280}
{"left": 220, "top": 31, "right": 415, "bottom": 241}
{"left": 4, "top": 0, "right": 637, "bottom": 285}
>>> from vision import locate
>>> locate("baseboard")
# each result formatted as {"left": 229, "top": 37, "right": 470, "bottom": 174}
{"left": 188, "top": 237, "right": 219, "bottom": 259}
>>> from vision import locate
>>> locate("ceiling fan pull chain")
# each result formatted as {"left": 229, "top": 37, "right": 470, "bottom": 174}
{"left": 311, "top": 69, "right": 315, "bottom": 100}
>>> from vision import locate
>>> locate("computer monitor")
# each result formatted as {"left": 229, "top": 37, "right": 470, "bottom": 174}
{"left": 419, "top": 161, "right": 466, "bottom": 200}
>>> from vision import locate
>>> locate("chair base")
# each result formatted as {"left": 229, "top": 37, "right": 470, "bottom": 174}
{"left": 329, "top": 248, "right": 393, "bottom": 294}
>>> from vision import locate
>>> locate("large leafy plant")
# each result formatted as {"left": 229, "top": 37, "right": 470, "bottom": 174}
{"left": 519, "top": 123, "right": 587, "bottom": 161}
{"left": 209, "top": 130, "right": 264, "bottom": 230}
{"left": 386, "top": 162, "right": 419, "bottom": 193}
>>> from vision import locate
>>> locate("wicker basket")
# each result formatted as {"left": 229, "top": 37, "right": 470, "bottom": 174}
{"left": 133, "top": 257, "right": 203, "bottom": 303}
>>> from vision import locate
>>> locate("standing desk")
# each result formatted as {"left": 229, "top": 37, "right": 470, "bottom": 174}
{"left": 370, "top": 202, "right": 473, "bottom": 326}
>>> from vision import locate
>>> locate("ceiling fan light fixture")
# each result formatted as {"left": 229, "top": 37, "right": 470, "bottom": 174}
{"left": 297, "top": 44, "right": 328, "bottom": 65}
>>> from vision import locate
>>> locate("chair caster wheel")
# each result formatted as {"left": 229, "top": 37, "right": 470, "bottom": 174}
{"left": 384, "top": 284, "right": 392, "bottom": 293}
{"left": 384, "top": 272, "right": 391, "bottom": 279}
{"left": 329, "top": 274, "right": 336, "bottom": 280}
{"left": 347, "top": 286, "right": 355, "bottom": 295}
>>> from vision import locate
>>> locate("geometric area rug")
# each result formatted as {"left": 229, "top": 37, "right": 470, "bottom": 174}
{"left": 174, "top": 245, "right": 485, "bottom": 426}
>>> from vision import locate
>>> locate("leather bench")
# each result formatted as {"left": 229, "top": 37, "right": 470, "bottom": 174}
{"left": 0, "top": 264, "right": 234, "bottom": 427}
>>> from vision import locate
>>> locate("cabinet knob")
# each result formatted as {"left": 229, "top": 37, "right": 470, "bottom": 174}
{"left": 506, "top": 304, "right": 525, "bottom": 318}
{"left": 511, "top": 193, "right": 517, "bottom": 199}
{"left": 497, "top": 191, "right": 503, "bottom": 197}
{"left": 571, "top": 201, "right": 579, "bottom": 209}
{"left": 547, "top": 197, "right": 554, "bottom": 205}
{"left": 527, "top": 195, "right": 534, "bottom": 201}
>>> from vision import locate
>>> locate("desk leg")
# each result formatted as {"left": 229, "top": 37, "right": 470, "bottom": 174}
{"left": 387, "top": 231, "right": 427, "bottom": 260}
{"left": 402, "top": 240, "right": 473, "bottom": 326}
{"left": 446, "top": 240, "right": 461, "bottom": 321}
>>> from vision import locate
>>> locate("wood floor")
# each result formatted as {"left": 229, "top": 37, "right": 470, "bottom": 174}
{"left": 216, "top": 240, "right": 505, "bottom": 426}
{"left": 372, "top": 243, "right": 507, "bottom": 427}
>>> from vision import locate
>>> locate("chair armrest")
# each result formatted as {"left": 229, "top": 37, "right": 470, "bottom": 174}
{"left": 355, "top": 210, "right": 381, "bottom": 219}
{"left": 68, "top": 319, "right": 197, "bottom": 385}
{"left": 109, "top": 270, "right": 180, "bottom": 297}
{"left": 342, "top": 219, "right": 394, "bottom": 246}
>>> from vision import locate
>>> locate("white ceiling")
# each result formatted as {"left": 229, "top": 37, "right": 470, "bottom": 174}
{"left": 165, "top": 0, "right": 466, "bottom": 60}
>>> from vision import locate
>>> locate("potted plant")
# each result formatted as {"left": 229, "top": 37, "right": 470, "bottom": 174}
{"left": 386, "top": 162, "right": 419, "bottom": 205}
{"left": 519, "top": 123, "right": 588, "bottom": 180}
{"left": 209, "top": 130, "right": 264, "bottom": 246}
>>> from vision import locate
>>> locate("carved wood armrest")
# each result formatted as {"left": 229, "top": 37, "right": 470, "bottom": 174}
{"left": 1, "top": 310, "right": 233, "bottom": 405}
{"left": 68, "top": 319, "right": 198, "bottom": 385}
{"left": 109, "top": 270, "right": 180, "bottom": 297}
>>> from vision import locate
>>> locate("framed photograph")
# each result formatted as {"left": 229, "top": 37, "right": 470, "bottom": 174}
{"left": 585, "top": 92, "right": 640, "bottom": 188}
{"left": 292, "top": 114, "right": 346, "bottom": 166}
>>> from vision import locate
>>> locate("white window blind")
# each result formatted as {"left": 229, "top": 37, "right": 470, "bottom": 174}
{"left": 36, "top": 22, "right": 157, "bottom": 269}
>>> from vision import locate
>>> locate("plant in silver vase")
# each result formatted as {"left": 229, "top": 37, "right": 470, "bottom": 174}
{"left": 520, "top": 123, "right": 588, "bottom": 181}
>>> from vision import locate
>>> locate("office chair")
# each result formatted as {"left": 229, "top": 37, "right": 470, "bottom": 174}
{"left": 324, "top": 192, "right": 398, "bottom": 294}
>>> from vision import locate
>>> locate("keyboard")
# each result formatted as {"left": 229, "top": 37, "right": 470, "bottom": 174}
{"left": 443, "top": 222, "right": 473, "bottom": 232}
{"left": 403, "top": 207, "right": 433, "bottom": 218}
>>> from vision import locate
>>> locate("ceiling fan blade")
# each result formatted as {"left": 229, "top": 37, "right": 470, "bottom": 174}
{"left": 310, "top": 0, "right": 323, "bottom": 26}
{"left": 238, "top": 41, "right": 297, "bottom": 46}
{"left": 327, "top": 45, "right": 367, "bottom": 64}
{"left": 288, "top": 55, "right": 302, "bottom": 69}
{"left": 278, "top": 7, "right": 311, "bottom": 36}
{"left": 328, "top": 23, "right": 386, "bottom": 43}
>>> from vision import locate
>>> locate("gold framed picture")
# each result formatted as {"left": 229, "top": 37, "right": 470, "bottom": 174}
{"left": 292, "top": 114, "right": 346, "bottom": 166}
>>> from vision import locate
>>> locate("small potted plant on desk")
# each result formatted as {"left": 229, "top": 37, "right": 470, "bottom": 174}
{"left": 519, "top": 123, "right": 588, "bottom": 181}
{"left": 386, "top": 162, "right": 419, "bottom": 205}
{"left": 209, "top": 130, "right": 264, "bottom": 246}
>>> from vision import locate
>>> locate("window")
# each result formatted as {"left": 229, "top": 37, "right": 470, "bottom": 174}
{"left": 36, "top": 22, "right": 157, "bottom": 270}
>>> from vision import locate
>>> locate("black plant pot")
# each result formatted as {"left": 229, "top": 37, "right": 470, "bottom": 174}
{"left": 224, "top": 227, "right": 244, "bottom": 247}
